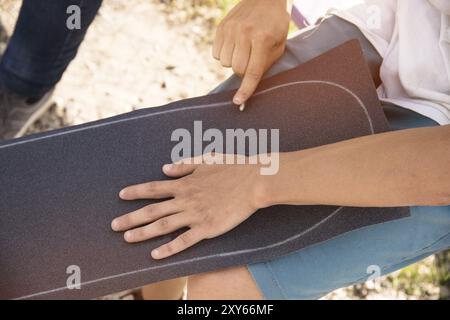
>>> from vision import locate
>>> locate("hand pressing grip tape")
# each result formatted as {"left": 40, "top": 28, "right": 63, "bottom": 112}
{"left": 0, "top": 40, "right": 409, "bottom": 299}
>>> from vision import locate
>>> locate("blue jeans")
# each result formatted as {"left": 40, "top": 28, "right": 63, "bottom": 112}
{"left": 0, "top": 0, "right": 102, "bottom": 97}
{"left": 212, "top": 16, "right": 450, "bottom": 299}
{"left": 248, "top": 206, "right": 450, "bottom": 299}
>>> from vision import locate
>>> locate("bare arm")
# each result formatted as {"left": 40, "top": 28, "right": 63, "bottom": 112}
{"left": 112, "top": 125, "right": 450, "bottom": 259}
{"left": 258, "top": 125, "right": 450, "bottom": 208}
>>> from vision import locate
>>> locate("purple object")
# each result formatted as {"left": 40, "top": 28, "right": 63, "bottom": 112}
{"left": 291, "top": 5, "right": 310, "bottom": 28}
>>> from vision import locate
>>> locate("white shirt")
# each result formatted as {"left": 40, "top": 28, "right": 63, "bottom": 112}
{"left": 330, "top": 0, "right": 450, "bottom": 125}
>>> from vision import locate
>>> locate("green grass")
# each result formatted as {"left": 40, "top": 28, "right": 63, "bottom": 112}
{"left": 390, "top": 260, "right": 440, "bottom": 296}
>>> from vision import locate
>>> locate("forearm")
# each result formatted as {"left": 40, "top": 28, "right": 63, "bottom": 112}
{"left": 258, "top": 125, "right": 450, "bottom": 208}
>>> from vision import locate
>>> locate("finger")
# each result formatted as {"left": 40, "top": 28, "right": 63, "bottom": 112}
{"left": 124, "top": 213, "right": 190, "bottom": 243}
{"left": 151, "top": 228, "right": 202, "bottom": 259}
{"left": 212, "top": 24, "right": 224, "bottom": 59}
{"left": 231, "top": 36, "right": 251, "bottom": 77}
{"left": 163, "top": 163, "right": 198, "bottom": 178}
{"left": 111, "top": 200, "right": 180, "bottom": 231}
{"left": 233, "top": 42, "right": 267, "bottom": 105}
{"left": 219, "top": 39, "right": 235, "bottom": 68}
{"left": 213, "top": 0, "right": 243, "bottom": 58}
{"left": 120, "top": 180, "right": 177, "bottom": 200}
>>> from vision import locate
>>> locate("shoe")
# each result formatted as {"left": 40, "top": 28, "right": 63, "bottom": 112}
{"left": 0, "top": 84, "right": 55, "bottom": 140}
{"left": 0, "top": 17, "right": 8, "bottom": 54}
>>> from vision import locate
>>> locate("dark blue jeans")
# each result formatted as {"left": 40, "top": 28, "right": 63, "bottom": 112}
{"left": 0, "top": 0, "right": 102, "bottom": 97}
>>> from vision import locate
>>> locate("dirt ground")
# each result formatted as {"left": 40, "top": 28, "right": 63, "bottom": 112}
{"left": 1, "top": 0, "right": 230, "bottom": 132}
{"left": 0, "top": 0, "right": 446, "bottom": 300}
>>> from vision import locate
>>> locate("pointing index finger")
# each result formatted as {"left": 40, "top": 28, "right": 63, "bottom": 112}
{"left": 233, "top": 41, "right": 267, "bottom": 105}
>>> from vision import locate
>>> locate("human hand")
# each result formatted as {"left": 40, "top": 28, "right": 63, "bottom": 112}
{"left": 111, "top": 154, "right": 265, "bottom": 259}
{"left": 213, "top": 0, "right": 290, "bottom": 106}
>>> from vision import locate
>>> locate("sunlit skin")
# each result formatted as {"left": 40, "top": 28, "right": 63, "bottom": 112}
{"left": 213, "top": 0, "right": 291, "bottom": 106}
{"left": 111, "top": 154, "right": 262, "bottom": 260}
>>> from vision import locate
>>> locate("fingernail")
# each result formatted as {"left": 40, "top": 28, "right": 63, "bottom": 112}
{"left": 124, "top": 231, "right": 132, "bottom": 242}
{"left": 111, "top": 219, "right": 120, "bottom": 231}
{"left": 163, "top": 163, "right": 173, "bottom": 171}
{"left": 119, "top": 189, "right": 126, "bottom": 198}
{"left": 151, "top": 249, "right": 160, "bottom": 259}
{"left": 233, "top": 94, "right": 243, "bottom": 105}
